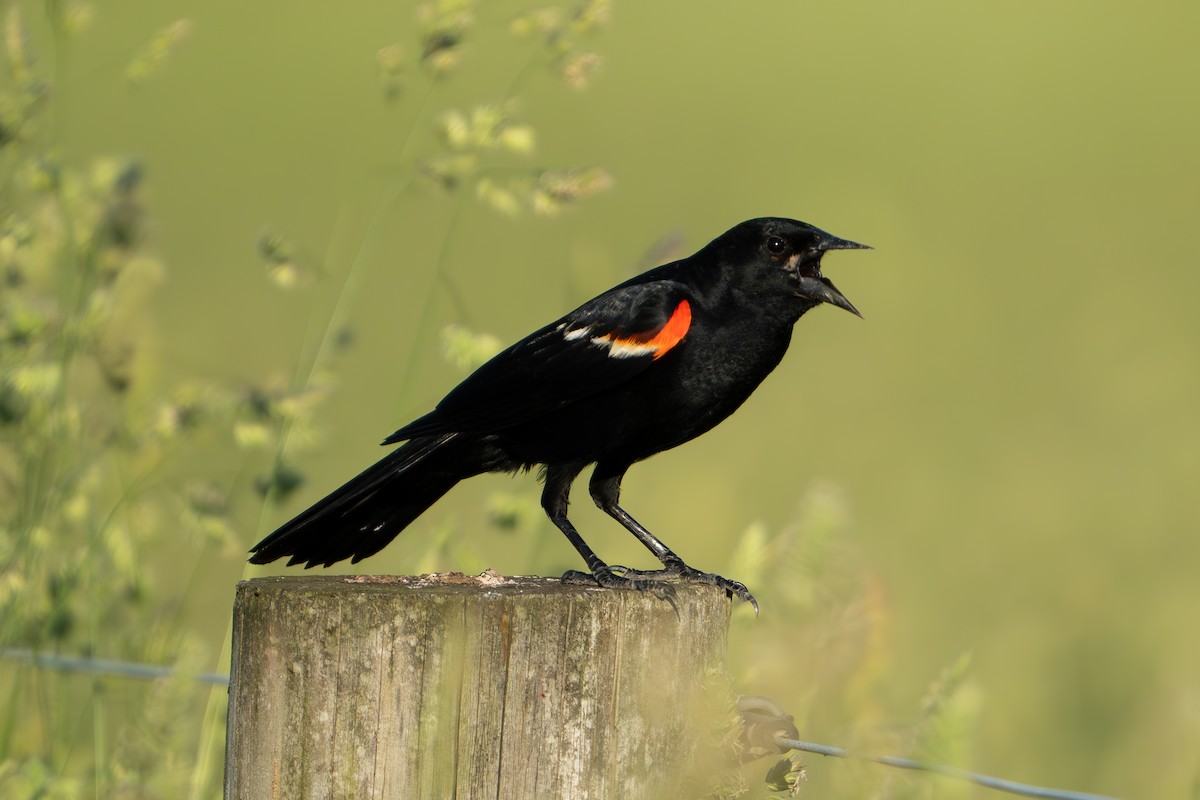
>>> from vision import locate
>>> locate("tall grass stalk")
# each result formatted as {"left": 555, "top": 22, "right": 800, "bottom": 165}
{"left": 2, "top": 2, "right": 615, "bottom": 797}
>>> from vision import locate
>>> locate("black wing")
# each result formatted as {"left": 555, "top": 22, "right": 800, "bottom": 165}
{"left": 385, "top": 279, "right": 694, "bottom": 442}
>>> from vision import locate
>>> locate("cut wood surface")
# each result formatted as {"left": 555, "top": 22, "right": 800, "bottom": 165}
{"left": 225, "top": 572, "right": 731, "bottom": 799}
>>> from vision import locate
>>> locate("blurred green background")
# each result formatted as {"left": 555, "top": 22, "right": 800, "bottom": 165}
{"left": 3, "top": 0, "right": 1198, "bottom": 797}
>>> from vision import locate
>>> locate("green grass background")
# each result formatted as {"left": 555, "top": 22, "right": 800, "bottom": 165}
{"left": 4, "top": 0, "right": 1199, "bottom": 797}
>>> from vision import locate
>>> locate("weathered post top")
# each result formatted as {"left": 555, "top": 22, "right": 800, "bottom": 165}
{"left": 225, "top": 572, "right": 731, "bottom": 800}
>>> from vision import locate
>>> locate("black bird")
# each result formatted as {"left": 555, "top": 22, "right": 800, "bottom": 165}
{"left": 249, "top": 218, "right": 869, "bottom": 608}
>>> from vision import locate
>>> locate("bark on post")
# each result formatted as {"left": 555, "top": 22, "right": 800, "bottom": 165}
{"left": 224, "top": 573, "right": 731, "bottom": 799}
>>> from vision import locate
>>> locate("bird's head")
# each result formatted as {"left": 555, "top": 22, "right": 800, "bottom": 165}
{"left": 710, "top": 217, "right": 869, "bottom": 319}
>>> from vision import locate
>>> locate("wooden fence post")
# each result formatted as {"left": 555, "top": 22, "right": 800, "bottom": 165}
{"left": 224, "top": 573, "right": 732, "bottom": 799}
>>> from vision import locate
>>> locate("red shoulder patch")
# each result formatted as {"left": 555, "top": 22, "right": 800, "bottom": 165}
{"left": 600, "top": 299, "right": 692, "bottom": 360}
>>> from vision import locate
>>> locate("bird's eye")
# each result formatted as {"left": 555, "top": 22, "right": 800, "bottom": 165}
{"left": 765, "top": 235, "right": 788, "bottom": 256}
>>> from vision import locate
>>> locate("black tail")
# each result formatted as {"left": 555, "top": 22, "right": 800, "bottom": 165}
{"left": 249, "top": 432, "right": 487, "bottom": 568}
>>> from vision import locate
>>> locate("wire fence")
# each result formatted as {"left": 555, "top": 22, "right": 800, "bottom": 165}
{"left": 1, "top": 647, "right": 229, "bottom": 687}
{"left": 775, "top": 736, "right": 1119, "bottom": 800}
{"left": 1, "top": 648, "right": 1123, "bottom": 800}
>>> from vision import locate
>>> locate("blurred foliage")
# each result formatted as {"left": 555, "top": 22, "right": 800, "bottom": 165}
{"left": 125, "top": 19, "right": 193, "bottom": 86}
{"left": 0, "top": 5, "right": 256, "bottom": 797}
{"left": 0, "top": 1, "right": 619, "bottom": 796}
{"left": 1, "top": 0, "right": 1196, "bottom": 798}
{"left": 692, "top": 487, "right": 985, "bottom": 798}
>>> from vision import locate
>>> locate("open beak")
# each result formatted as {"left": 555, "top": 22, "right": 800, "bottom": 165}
{"left": 795, "top": 230, "right": 870, "bottom": 317}
{"left": 796, "top": 273, "right": 861, "bottom": 317}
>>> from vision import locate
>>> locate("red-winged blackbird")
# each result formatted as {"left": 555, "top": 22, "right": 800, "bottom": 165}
{"left": 249, "top": 218, "right": 869, "bottom": 608}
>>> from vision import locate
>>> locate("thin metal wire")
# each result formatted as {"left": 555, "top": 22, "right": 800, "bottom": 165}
{"left": 0, "top": 648, "right": 1124, "bottom": 800}
{"left": 0, "top": 648, "right": 229, "bottom": 686}
{"left": 776, "top": 736, "right": 1120, "bottom": 800}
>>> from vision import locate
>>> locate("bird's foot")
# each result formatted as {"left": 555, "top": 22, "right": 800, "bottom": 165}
{"left": 561, "top": 566, "right": 679, "bottom": 606}
{"left": 611, "top": 562, "right": 758, "bottom": 614}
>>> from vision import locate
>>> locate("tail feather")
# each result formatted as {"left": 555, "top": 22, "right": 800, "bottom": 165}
{"left": 249, "top": 433, "right": 477, "bottom": 568}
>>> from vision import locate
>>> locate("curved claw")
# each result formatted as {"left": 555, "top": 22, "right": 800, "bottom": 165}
{"left": 680, "top": 572, "right": 758, "bottom": 615}
{"left": 601, "top": 563, "right": 758, "bottom": 614}
{"left": 560, "top": 567, "right": 679, "bottom": 607}
{"left": 718, "top": 577, "right": 759, "bottom": 616}
{"left": 561, "top": 568, "right": 598, "bottom": 586}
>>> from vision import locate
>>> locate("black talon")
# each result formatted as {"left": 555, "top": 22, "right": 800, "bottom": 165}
{"left": 561, "top": 566, "right": 679, "bottom": 608}
{"left": 561, "top": 569, "right": 599, "bottom": 586}
{"left": 610, "top": 562, "right": 757, "bottom": 613}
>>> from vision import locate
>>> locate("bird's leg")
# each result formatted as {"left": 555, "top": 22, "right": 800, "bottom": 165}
{"left": 588, "top": 472, "right": 758, "bottom": 611}
{"left": 540, "top": 465, "right": 675, "bottom": 601}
